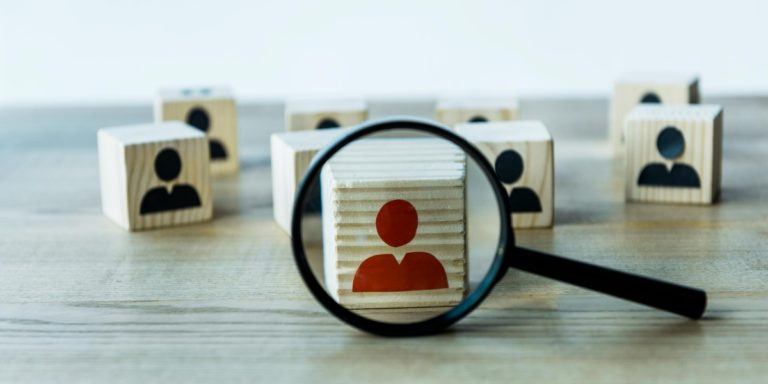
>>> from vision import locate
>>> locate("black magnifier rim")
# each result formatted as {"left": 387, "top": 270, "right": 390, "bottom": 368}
{"left": 290, "top": 116, "right": 513, "bottom": 337}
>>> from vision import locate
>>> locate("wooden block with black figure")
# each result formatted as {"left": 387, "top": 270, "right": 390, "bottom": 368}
{"left": 97, "top": 122, "right": 213, "bottom": 231}
{"left": 155, "top": 87, "right": 238, "bottom": 174}
{"left": 625, "top": 104, "right": 723, "bottom": 204}
{"left": 456, "top": 121, "right": 554, "bottom": 228}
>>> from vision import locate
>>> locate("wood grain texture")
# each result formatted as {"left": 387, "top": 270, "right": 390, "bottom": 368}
{"left": 285, "top": 98, "right": 368, "bottom": 131}
{"left": 97, "top": 122, "right": 213, "bottom": 231}
{"left": 625, "top": 105, "right": 723, "bottom": 204}
{"left": 155, "top": 87, "right": 239, "bottom": 175}
{"left": 1, "top": 97, "right": 767, "bottom": 383}
{"left": 456, "top": 121, "right": 554, "bottom": 228}
{"left": 609, "top": 73, "right": 699, "bottom": 152}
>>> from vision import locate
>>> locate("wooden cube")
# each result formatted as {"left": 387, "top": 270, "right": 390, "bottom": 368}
{"left": 98, "top": 122, "right": 213, "bottom": 231}
{"left": 321, "top": 138, "right": 467, "bottom": 309}
{"left": 154, "top": 87, "right": 238, "bottom": 175}
{"left": 456, "top": 121, "right": 554, "bottom": 228}
{"left": 270, "top": 128, "right": 348, "bottom": 234}
{"left": 436, "top": 96, "right": 519, "bottom": 128}
{"left": 610, "top": 73, "right": 699, "bottom": 152}
{"left": 625, "top": 105, "right": 723, "bottom": 204}
{"left": 285, "top": 98, "right": 368, "bottom": 131}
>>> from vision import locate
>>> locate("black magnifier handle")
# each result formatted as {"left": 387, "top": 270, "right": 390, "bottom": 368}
{"left": 509, "top": 247, "right": 707, "bottom": 319}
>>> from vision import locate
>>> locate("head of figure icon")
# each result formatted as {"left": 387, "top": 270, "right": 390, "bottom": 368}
{"left": 640, "top": 92, "right": 661, "bottom": 104}
{"left": 375, "top": 199, "right": 418, "bottom": 248}
{"left": 317, "top": 118, "right": 341, "bottom": 129}
{"left": 154, "top": 148, "right": 182, "bottom": 182}
{"left": 494, "top": 149, "right": 524, "bottom": 185}
{"left": 656, "top": 126, "right": 685, "bottom": 160}
{"left": 468, "top": 115, "right": 488, "bottom": 123}
{"left": 186, "top": 107, "right": 211, "bottom": 133}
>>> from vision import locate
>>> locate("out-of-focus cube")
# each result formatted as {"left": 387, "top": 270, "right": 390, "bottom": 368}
{"left": 155, "top": 86, "right": 238, "bottom": 174}
{"left": 610, "top": 73, "right": 699, "bottom": 153}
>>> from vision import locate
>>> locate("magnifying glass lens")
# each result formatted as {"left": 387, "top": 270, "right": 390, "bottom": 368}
{"left": 298, "top": 128, "right": 504, "bottom": 324}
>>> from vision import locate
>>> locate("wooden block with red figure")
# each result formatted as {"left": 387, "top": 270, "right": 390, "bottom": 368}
{"left": 320, "top": 138, "right": 467, "bottom": 309}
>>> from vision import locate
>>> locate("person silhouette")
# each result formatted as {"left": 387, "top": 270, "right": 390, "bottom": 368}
{"left": 494, "top": 149, "right": 542, "bottom": 213}
{"left": 638, "top": 127, "right": 701, "bottom": 188}
{"left": 139, "top": 148, "right": 203, "bottom": 214}
{"left": 186, "top": 107, "right": 228, "bottom": 160}
{"left": 316, "top": 117, "right": 341, "bottom": 129}
{"left": 352, "top": 199, "right": 449, "bottom": 292}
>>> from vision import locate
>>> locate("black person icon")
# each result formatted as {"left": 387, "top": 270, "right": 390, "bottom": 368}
{"left": 638, "top": 126, "right": 701, "bottom": 188}
{"left": 186, "top": 107, "right": 228, "bottom": 160}
{"left": 494, "top": 149, "right": 542, "bottom": 213}
{"left": 139, "top": 148, "right": 202, "bottom": 214}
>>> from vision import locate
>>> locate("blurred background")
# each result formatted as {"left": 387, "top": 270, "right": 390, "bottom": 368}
{"left": 1, "top": 0, "right": 766, "bottom": 106}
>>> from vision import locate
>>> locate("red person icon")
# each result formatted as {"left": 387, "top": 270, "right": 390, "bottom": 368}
{"left": 352, "top": 199, "right": 449, "bottom": 292}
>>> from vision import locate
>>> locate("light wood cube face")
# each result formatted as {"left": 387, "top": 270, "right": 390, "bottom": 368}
{"left": 270, "top": 128, "right": 349, "bottom": 234}
{"left": 625, "top": 105, "right": 723, "bottom": 205}
{"left": 610, "top": 73, "right": 699, "bottom": 152}
{"left": 285, "top": 98, "right": 368, "bottom": 131}
{"left": 154, "top": 87, "right": 238, "bottom": 175}
{"left": 320, "top": 139, "right": 467, "bottom": 309}
{"left": 436, "top": 96, "right": 519, "bottom": 128}
{"left": 98, "top": 122, "right": 213, "bottom": 231}
{"left": 456, "top": 121, "right": 554, "bottom": 229}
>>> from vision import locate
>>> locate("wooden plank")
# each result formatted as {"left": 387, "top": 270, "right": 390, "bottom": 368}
{"left": 0, "top": 98, "right": 767, "bottom": 383}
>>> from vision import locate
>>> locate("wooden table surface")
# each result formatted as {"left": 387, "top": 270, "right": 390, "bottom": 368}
{"left": 1, "top": 97, "right": 767, "bottom": 383}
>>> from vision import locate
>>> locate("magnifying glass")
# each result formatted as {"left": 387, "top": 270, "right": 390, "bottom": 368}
{"left": 290, "top": 117, "right": 707, "bottom": 336}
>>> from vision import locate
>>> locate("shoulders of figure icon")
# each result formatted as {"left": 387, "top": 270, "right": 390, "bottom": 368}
{"left": 638, "top": 162, "right": 701, "bottom": 188}
{"left": 669, "top": 163, "right": 701, "bottom": 187}
{"left": 140, "top": 187, "right": 172, "bottom": 214}
{"left": 140, "top": 184, "right": 202, "bottom": 214}
{"left": 509, "top": 187, "right": 542, "bottom": 213}
{"left": 171, "top": 184, "right": 202, "bottom": 204}
{"left": 210, "top": 140, "right": 227, "bottom": 159}
{"left": 353, "top": 252, "right": 448, "bottom": 292}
